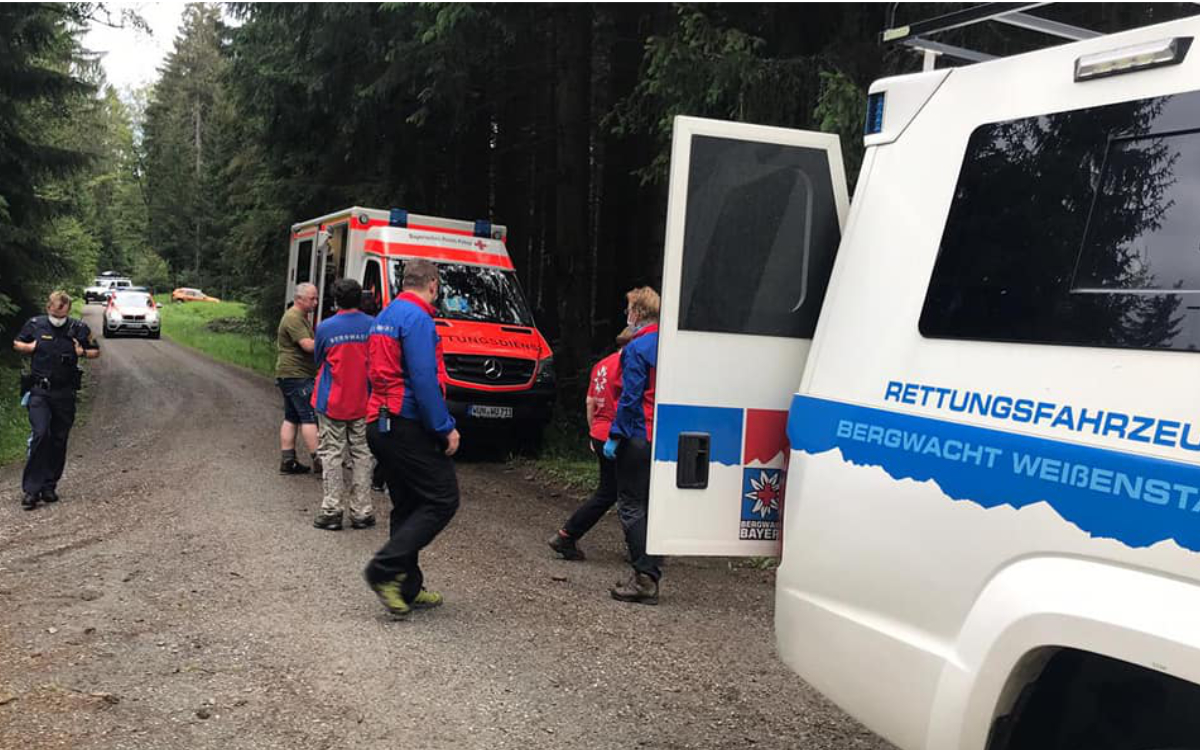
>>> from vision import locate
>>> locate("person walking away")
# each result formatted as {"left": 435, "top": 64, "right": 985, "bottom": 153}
{"left": 363, "top": 259, "right": 461, "bottom": 619}
{"left": 12, "top": 291, "right": 100, "bottom": 510}
{"left": 549, "top": 327, "right": 635, "bottom": 560}
{"left": 276, "top": 282, "right": 320, "bottom": 474}
{"left": 605, "top": 287, "right": 661, "bottom": 604}
{"left": 311, "top": 279, "right": 376, "bottom": 531}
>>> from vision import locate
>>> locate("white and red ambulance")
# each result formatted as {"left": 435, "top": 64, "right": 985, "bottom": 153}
{"left": 285, "top": 207, "right": 555, "bottom": 441}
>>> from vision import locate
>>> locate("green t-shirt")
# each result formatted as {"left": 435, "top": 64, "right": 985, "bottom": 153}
{"left": 275, "top": 306, "right": 317, "bottom": 379}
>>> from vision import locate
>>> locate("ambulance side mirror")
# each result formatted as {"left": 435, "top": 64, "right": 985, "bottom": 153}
{"left": 316, "top": 230, "right": 331, "bottom": 252}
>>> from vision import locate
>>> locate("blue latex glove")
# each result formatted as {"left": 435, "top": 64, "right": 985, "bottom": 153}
{"left": 603, "top": 438, "right": 620, "bottom": 460}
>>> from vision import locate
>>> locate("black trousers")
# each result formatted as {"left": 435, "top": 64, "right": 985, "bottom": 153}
{"left": 562, "top": 438, "right": 619, "bottom": 539}
{"left": 22, "top": 388, "right": 76, "bottom": 497}
{"left": 616, "top": 436, "right": 661, "bottom": 581}
{"left": 365, "top": 418, "right": 460, "bottom": 601}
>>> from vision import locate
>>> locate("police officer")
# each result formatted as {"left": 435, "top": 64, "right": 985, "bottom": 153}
{"left": 12, "top": 291, "right": 100, "bottom": 510}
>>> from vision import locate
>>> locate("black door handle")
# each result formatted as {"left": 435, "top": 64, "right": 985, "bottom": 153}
{"left": 676, "top": 432, "right": 711, "bottom": 489}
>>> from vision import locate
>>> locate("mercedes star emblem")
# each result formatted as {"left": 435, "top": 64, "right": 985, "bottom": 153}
{"left": 483, "top": 358, "right": 503, "bottom": 380}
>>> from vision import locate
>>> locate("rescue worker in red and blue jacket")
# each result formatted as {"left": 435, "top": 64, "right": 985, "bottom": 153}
{"left": 605, "top": 286, "right": 661, "bottom": 604}
{"left": 363, "top": 258, "right": 461, "bottom": 619}
{"left": 311, "top": 278, "right": 376, "bottom": 531}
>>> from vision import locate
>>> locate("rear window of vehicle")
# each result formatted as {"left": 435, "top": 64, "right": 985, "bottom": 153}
{"left": 678, "top": 135, "right": 841, "bottom": 339}
{"left": 921, "top": 90, "right": 1200, "bottom": 352}
{"left": 388, "top": 260, "right": 535, "bottom": 327}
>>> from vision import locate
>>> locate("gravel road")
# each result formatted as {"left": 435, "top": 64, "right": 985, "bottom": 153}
{"left": 0, "top": 306, "right": 894, "bottom": 750}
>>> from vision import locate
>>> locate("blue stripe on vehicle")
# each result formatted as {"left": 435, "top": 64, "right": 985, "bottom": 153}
{"left": 653, "top": 404, "right": 744, "bottom": 466}
{"left": 788, "top": 395, "right": 1200, "bottom": 553}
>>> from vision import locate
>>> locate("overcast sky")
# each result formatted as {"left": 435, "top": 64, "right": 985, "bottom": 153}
{"left": 83, "top": 2, "right": 185, "bottom": 94}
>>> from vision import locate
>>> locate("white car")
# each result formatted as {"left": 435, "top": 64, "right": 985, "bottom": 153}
{"left": 85, "top": 276, "right": 131, "bottom": 304}
{"left": 103, "top": 291, "right": 161, "bottom": 339}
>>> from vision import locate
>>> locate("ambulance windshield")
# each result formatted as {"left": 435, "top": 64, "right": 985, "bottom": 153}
{"left": 389, "top": 260, "right": 535, "bottom": 327}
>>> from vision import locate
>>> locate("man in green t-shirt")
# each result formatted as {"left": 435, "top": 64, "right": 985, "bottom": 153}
{"left": 276, "top": 282, "right": 320, "bottom": 474}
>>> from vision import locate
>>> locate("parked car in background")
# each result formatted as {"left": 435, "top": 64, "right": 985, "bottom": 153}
{"left": 104, "top": 291, "right": 161, "bottom": 339}
{"left": 171, "top": 287, "right": 220, "bottom": 303}
{"left": 84, "top": 276, "right": 132, "bottom": 303}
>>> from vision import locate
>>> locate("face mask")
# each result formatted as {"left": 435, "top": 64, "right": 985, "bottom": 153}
{"left": 48, "top": 315, "right": 67, "bottom": 328}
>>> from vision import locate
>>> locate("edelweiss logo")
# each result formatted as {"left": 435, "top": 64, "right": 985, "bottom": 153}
{"left": 593, "top": 365, "right": 608, "bottom": 395}
{"left": 744, "top": 470, "right": 781, "bottom": 518}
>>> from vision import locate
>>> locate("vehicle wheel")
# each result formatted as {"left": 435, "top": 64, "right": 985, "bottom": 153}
{"left": 102, "top": 326, "right": 111, "bottom": 338}
{"left": 149, "top": 331, "right": 161, "bottom": 340}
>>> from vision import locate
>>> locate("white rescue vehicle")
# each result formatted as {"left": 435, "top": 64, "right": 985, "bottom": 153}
{"left": 649, "top": 9, "right": 1200, "bottom": 749}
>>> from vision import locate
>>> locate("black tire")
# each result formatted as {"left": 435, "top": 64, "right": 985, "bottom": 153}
{"left": 102, "top": 326, "right": 111, "bottom": 339}
{"left": 149, "top": 331, "right": 161, "bottom": 340}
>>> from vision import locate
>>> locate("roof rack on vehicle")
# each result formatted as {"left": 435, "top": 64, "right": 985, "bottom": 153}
{"left": 881, "top": 2, "right": 1193, "bottom": 70}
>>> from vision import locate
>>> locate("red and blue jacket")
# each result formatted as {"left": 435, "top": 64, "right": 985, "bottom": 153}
{"left": 366, "top": 291, "right": 455, "bottom": 436}
{"left": 609, "top": 323, "right": 658, "bottom": 442}
{"left": 311, "top": 310, "right": 374, "bottom": 421}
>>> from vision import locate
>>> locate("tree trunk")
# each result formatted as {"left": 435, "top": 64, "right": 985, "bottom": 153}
{"left": 552, "top": 5, "right": 593, "bottom": 399}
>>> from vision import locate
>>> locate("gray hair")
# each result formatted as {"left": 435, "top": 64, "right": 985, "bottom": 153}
{"left": 294, "top": 282, "right": 318, "bottom": 300}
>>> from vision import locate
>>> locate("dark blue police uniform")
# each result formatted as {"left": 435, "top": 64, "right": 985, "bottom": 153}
{"left": 15, "top": 315, "right": 99, "bottom": 507}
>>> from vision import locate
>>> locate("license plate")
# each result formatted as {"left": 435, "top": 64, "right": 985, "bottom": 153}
{"left": 468, "top": 405, "right": 513, "bottom": 419}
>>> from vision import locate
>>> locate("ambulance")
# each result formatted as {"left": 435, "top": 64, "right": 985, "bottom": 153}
{"left": 285, "top": 208, "right": 555, "bottom": 442}
{"left": 647, "top": 10, "right": 1200, "bottom": 749}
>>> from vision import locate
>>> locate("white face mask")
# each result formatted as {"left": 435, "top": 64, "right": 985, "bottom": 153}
{"left": 48, "top": 315, "right": 67, "bottom": 328}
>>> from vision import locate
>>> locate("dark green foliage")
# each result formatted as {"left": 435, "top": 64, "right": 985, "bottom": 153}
{"left": 0, "top": 4, "right": 95, "bottom": 331}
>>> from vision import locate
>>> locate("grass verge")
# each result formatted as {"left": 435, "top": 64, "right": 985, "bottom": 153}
{"left": 520, "top": 416, "right": 597, "bottom": 493}
{"left": 159, "top": 301, "right": 275, "bottom": 377}
{"left": 0, "top": 360, "right": 28, "bottom": 464}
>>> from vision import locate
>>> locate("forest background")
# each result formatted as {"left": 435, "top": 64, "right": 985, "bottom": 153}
{"left": 2, "top": 2, "right": 1195, "bottom": 399}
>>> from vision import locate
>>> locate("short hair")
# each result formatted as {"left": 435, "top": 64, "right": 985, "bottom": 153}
{"left": 294, "top": 282, "right": 318, "bottom": 300}
{"left": 402, "top": 260, "right": 440, "bottom": 291}
{"left": 332, "top": 278, "right": 362, "bottom": 310}
{"left": 626, "top": 286, "right": 660, "bottom": 322}
{"left": 48, "top": 290, "right": 72, "bottom": 309}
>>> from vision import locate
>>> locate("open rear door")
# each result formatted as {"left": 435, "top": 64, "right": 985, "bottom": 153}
{"left": 647, "top": 116, "right": 848, "bottom": 557}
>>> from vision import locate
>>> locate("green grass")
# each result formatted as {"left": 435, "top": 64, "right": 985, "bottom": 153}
{"left": 521, "top": 416, "right": 598, "bottom": 492}
{"left": 159, "top": 301, "right": 275, "bottom": 376}
{"left": 0, "top": 361, "right": 29, "bottom": 464}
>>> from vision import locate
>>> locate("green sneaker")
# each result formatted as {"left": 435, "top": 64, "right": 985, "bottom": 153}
{"left": 410, "top": 589, "right": 444, "bottom": 610}
{"left": 367, "top": 576, "right": 411, "bottom": 619}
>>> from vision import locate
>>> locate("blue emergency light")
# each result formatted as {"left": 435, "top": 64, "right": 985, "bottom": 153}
{"left": 473, "top": 219, "right": 492, "bottom": 239}
{"left": 389, "top": 208, "right": 409, "bottom": 227}
{"left": 864, "top": 92, "right": 885, "bottom": 136}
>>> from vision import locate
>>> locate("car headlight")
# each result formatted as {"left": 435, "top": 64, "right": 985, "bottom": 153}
{"left": 109, "top": 311, "right": 123, "bottom": 322}
{"left": 535, "top": 355, "right": 555, "bottom": 385}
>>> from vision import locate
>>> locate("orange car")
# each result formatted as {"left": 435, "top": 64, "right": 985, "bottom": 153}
{"left": 171, "top": 287, "right": 221, "bottom": 303}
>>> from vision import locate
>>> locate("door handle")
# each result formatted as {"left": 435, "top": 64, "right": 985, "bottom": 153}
{"left": 676, "top": 432, "right": 711, "bottom": 489}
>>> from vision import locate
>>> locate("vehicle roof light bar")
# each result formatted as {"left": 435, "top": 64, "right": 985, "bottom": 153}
{"left": 1075, "top": 37, "right": 1193, "bottom": 81}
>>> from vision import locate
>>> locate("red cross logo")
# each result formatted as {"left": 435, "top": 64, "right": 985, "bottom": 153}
{"left": 475, "top": 240, "right": 486, "bottom": 251}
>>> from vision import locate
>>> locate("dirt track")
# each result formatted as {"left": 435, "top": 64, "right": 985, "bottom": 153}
{"left": 0, "top": 306, "right": 893, "bottom": 750}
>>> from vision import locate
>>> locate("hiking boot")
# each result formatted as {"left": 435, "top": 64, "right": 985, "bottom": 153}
{"left": 366, "top": 574, "right": 410, "bottom": 619}
{"left": 350, "top": 515, "right": 376, "bottom": 530}
{"left": 313, "top": 512, "right": 343, "bottom": 531}
{"left": 279, "top": 459, "right": 311, "bottom": 475}
{"left": 21, "top": 493, "right": 38, "bottom": 511}
{"left": 40, "top": 488, "right": 59, "bottom": 504}
{"left": 548, "top": 531, "right": 585, "bottom": 561}
{"left": 610, "top": 572, "right": 659, "bottom": 605}
{"left": 410, "top": 589, "right": 444, "bottom": 610}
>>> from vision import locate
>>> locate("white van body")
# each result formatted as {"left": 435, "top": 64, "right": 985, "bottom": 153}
{"left": 649, "top": 16, "right": 1200, "bottom": 749}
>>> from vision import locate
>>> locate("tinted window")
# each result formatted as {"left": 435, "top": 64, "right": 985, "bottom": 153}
{"left": 679, "top": 135, "right": 841, "bottom": 338}
{"left": 389, "top": 260, "right": 534, "bottom": 327}
{"left": 296, "top": 239, "right": 313, "bottom": 285}
{"left": 922, "top": 91, "right": 1200, "bottom": 352}
{"left": 362, "top": 260, "right": 384, "bottom": 311}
